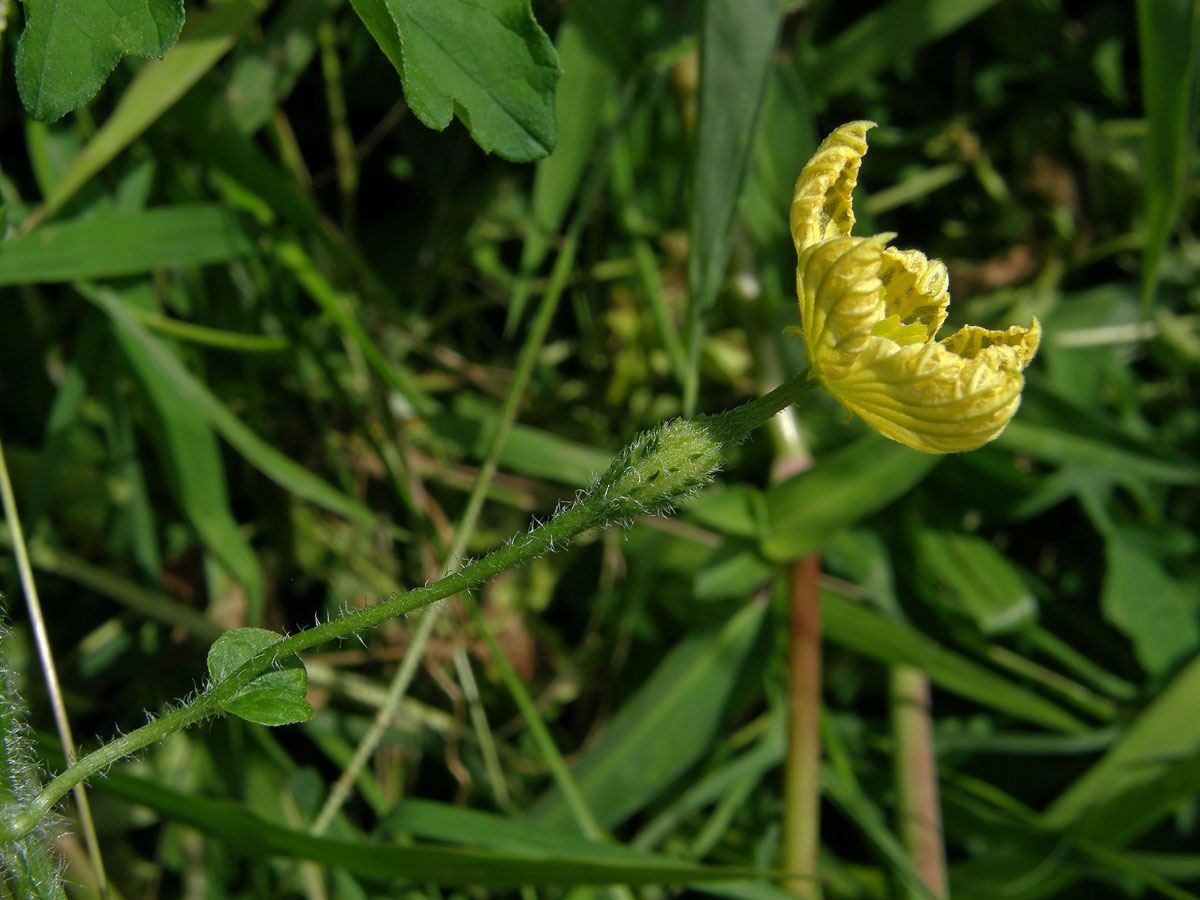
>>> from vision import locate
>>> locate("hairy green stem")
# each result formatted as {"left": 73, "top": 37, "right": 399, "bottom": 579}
{"left": 0, "top": 373, "right": 815, "bottom": 843}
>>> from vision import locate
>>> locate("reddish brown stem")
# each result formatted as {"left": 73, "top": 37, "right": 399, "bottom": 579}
{"left": 781, "top": 553, "right": 823, "bottom": 898}
{"left": 891, "top": 665, "right": 948, "bottom": 899}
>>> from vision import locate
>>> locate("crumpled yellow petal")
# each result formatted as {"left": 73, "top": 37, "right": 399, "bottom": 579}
{"left": 789, "top": 122, "right": 1041, "bottom": 454}
{"left": 834, "top": 315, "right": 1042, "bottom": 454}
{"left": 790, "top": 121, "right": 875, "bottom": 250}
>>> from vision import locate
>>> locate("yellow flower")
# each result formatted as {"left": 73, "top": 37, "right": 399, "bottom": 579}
{"left": 788, "top": 121, "right": 1041, "bottom": 454}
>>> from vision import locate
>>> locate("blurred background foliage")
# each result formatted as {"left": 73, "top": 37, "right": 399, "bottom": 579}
{"left": 1, "top": 0, "right": 1199, "bottom": 897}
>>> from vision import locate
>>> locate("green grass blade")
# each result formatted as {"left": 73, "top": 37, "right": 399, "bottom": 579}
{"left": 224, "top": 0, "right": 341, "bottom": 135}
{"left": 998, "top": 383, "right": 1200, "bottom": 486}
{"left": 386, "top": 798, "right": 668, "bottom": 862}
{"left": 0, "top": 462, "right": 71, "bottom": 900}
{"left": 172, "top": 85, "right": 328, "bottom": 232}
{"left": 1042, "top": 652, "right": 1200, "bottom": 840}
{"left": 124, "top": 305, "right": 288, "bottom": 353}
{"left": 39, "top": 745, "right": 770, "bottom": 887}
{"left": 528, "top": 601, "right": 768, "bottom": 831}
{"left": 802, "top": 0, "right": 1003, "bottom": 100}
{"left": 507, "top": 0, "right": 635, "bottom": 330}
{"left": 273, "top": 238, "right": 436, "bottom": 417}
{"left": 823, "top": 768, "right": 938, "bottom": 900}
{"left": 634, "top": 713, "right": 785, "bottom": 850}
{"left": 105, "top": 285, "right": 266, "bottom": 623}
{"left": 682, "top": 0, "right": 781, "bottom": 413}
{"left": 0, "top": 206, "right": 252, "bottom": 285}
{"left": 1136, "top": 0, "right": 1200, "bottom": 310}
{"left": 914, "top": 529, "right": 1037, "bottom": 636}
{"left": 0, "top": 527, "right": 220, "bottom": 640}
{"left": 429, "top": 402, "right": 612, "bottom": 487}
{"left": 81, "top": 285, "right": 392, "bottom": 533}
{"left": 822, "top": 591, "right": 1088, "bottom": 733}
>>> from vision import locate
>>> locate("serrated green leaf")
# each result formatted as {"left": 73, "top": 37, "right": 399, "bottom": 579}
{"left": 348, "top": 0, "right": 560, "bottom": 162}
{"left": 15, "top": 0, "right": 185, "bottom": 123}
{"left": 207, "top": 627, "right": 313, "bottom": 727}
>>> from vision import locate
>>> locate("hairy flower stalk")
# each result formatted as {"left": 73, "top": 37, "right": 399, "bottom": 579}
{"left": 0, "top": 373, "right": 815, "bottom": 844}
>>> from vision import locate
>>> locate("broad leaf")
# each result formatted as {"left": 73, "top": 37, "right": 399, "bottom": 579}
{"left": 349, "top": 0, "right": 560, "bottom": 162}
{"left": 15, "top": 0, "right": 185, "bottom": 122}
{"left": 1101, "top": 537, "right": 1198, "bottom": 675}
{"left": 207, "top": 628, "right": 313, "bottom": 726}
{"left": 761, "top": 435, "right": 939, "bottom": 562}
{"left": 1043, "top": 653, "right": 1200, "bottom": 838}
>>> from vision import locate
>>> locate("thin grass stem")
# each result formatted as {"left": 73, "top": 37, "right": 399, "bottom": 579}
{"left": 0, "top": 436, "right": 109, "bottom": 897}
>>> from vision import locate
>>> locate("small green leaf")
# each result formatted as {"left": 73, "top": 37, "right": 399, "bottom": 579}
{"left": 222, "top": 691, "right": 315, "bottom": 728}
{"left": 15, "top": 0, "right": 185, "bottom": 123}
{"left": 348, "top": 0, "right": 560, "bottom": 161}
{"left": 207, "top": 628, "right": 313, "bottom": 727}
